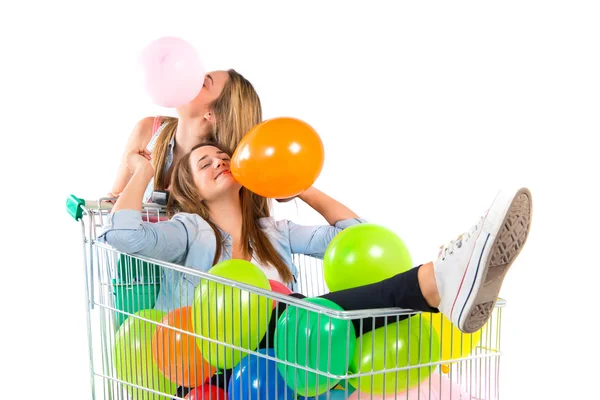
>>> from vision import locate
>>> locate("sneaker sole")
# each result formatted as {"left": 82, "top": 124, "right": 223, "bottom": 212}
{"left": 458, "top": 188, "right": 533, "bottom": 333}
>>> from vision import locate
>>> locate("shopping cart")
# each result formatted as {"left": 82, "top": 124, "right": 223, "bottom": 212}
{"left": 67, "top": 195, "right": 504, "bottom": 400}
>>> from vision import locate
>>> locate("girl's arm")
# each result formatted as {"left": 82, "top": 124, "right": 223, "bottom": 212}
{"left": 100, "top": 148, "right": 190, "bottom": 263}
{"left": 109, "top": 117, "right": 155, "bottom": 198}
{"left": 112, "top": 148, "right": 153, "bottom": 212}
{"left": 283, "top": 187, "right": 366, "bottom": 258}
{"left": 298, "top": 186, "right": 359, "bottom": 225}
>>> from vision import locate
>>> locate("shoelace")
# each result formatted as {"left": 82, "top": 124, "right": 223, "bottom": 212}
{"left": 439, "top": 216, "right": 483, "bottom": 261}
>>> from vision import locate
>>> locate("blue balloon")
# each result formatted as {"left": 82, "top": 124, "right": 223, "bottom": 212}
{"left": 228, "top": 348, "right": 295, "bottom": 400}
{"left": 300, "top": 381, "right": 355, "bottom": 399}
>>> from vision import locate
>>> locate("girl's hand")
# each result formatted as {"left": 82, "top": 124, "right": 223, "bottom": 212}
{"left": 277, "top": 187, "right": 313, "bottom": 203}
{"left": 276, "top": 196, "right": 298, "bottom": 203}
{"left": 126, "top": 148, "right": 153, "bottom": 175}
{"left": 104, "top": 192, "right": 119, "bottom": 204}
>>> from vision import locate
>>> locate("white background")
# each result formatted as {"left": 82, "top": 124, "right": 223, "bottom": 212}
{"left": 1, "top": 1, "right": 599, "bottom": 398}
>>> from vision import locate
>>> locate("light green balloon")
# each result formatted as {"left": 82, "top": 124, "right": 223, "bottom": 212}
{"left": 324, "top": 224, "right": 412, "bottom": 292}
{"left": 348, "top": 316, "right": 440, "bottom": 394}
{"left": 193, "top": 259, "right": 272, "bottom": 370}
{"left": 113, "top": 309, "right": 176, "bottom": 400}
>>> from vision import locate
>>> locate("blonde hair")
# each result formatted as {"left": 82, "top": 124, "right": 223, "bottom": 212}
{"left": 151, "top": 69, "right": 270, "bottom": 215}
{"left": 151, "top": 116, "right": 178, "bottom": 191}
{"left": 210, "top": 69, "right": 262, "bottom": 154}
{"left": 167, "top": 143, "right": 293, "bottom": 283}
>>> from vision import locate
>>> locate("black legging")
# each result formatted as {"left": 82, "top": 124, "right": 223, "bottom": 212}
{"left": 176, "top": 265, "right": 438, "bottom": 395}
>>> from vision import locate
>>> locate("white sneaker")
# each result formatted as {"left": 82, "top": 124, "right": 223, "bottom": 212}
{"left": 434, "top": 187, "right": 533, "bottom": 333}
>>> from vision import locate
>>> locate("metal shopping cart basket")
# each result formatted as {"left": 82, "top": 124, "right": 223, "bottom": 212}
{"left": 67, "top": 195, "right": 504, "bottom": 400}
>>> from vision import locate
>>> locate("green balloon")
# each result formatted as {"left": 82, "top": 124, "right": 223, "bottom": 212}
{"left": 275, "top": 297, "right": 356, "bottom": 397}
{"left": 113, "top": 309, "right": 176, "bottom": 400}
{"left": 323, "top": 224, "right": 412, "bottom": 292}
{"left": 193, "top": 259, "right": 272, "bottom": 370}
{"left": 348, "top": 316, "right": 440, "bottom": 394}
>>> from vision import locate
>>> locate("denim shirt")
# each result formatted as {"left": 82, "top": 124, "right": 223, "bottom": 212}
{"left": 98, "top": 210, "right": 366, "bottom": 312}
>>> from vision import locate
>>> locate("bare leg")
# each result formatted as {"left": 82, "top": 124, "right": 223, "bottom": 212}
{"left": 417, "top": 262, "right": 440, "bottom": 308}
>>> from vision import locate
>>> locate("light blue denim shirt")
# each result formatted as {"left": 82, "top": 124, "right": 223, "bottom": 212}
{"left": 98, "top": 210, "right": 365, "bottom": 311}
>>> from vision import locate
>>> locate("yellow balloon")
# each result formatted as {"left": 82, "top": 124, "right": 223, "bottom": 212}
{"left": 422, "top": 313, "right": 483, "bottom": 368}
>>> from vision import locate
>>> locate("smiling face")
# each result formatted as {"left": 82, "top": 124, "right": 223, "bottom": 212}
{"left": 189, "top": 144, "right": 241, "bottom": 202}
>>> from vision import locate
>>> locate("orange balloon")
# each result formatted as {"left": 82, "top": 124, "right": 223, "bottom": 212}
{"left": 151, "top": 306, "right": 216, "bottom": 388}
{"left": 231, "top": 117, "right": 325, "bottom": 199}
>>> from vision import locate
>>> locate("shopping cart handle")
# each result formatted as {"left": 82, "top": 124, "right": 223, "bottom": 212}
{"left": 66, "top": 194, "right": 86, "bottom": 221}
{"left": 66, "top": 194, "right": 112, "bottom": 221}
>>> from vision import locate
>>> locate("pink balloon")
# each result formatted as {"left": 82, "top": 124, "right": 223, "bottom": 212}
{"left": 348, "top": 372, "right": 471, "bottom": 399}
{"left": 140, "top": 37, "right": 206, "bottom": 108}
{"left": 452, "top": 359, "right": 499, "bottom": 400}
{"left": 269, "top": 279, "right": 293, "bottom": 310}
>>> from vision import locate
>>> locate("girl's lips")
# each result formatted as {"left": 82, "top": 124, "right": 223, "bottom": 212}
{"left": 215, "top": 170, "right": 231, "bottom": 179}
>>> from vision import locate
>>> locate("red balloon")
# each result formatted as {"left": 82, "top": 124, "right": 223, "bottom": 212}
{"left": 269, "top": 279, "right": 293, "bottom": 310}
{"left": 185, "top": 383, "right": 228, "bottom": 400}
